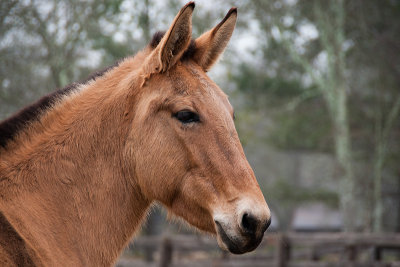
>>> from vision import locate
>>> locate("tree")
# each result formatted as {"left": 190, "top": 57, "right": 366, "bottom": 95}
{"left": 244, "top": 0, "right": 357, "bottom": 231}
{"left": 236, "top": 0, "right": 400, "bottom": 232}
{"left": 345, "top": 0, "right": 400, "bottom": 232}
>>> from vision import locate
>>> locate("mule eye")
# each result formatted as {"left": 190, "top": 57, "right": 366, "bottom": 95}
{"left": 174, "top": 110, "right": 200, "bottom": 124}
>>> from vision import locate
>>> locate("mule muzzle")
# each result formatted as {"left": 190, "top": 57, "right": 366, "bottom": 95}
{"left": 214, "top": 214, "right": 271, "bottom": 254}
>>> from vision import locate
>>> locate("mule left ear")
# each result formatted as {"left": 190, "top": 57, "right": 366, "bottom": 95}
{"left": 193, "top": 8, "right": 237, "bottom": 72}
{"left": 144, "top": 2, "right": 194, "bottom": 74}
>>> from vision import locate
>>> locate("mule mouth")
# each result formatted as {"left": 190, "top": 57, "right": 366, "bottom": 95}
{"left": 215, "top": 221, "right": 264, "bottom": 254}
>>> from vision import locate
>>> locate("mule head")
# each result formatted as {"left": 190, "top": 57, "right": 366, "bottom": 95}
{"left": 128, "top": 2, "right": 271, "bottom": 254}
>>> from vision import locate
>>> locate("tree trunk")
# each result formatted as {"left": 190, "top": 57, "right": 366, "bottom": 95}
{"left": 333, "top": 84, "right": 356, "bottom": 231}
{"left": 327, "top": 0, "right": 357, "bottom": 231}
{"left": 373, "top": 140, "right": 384, "bottom": 232}
{"left": 372, "top": 95, "right": 400, "bottom": 232}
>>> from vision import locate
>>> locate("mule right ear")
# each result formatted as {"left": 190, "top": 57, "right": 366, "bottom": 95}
{"left": 142, "top": 2, "right": 194, "bottom": 76}
{"left": 192, "top": 8, "right": 237, "bottom": 72}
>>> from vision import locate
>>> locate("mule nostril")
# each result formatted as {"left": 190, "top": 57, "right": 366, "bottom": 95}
{"left": 241, "top": 213, "right": 258, "bottom": 234}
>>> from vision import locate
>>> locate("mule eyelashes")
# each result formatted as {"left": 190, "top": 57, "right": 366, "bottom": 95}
{"left": 174, "top": 110, "right": 200, "bottom": 124}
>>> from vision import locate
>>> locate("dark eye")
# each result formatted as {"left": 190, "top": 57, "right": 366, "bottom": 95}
{"left": 174, "top": 110, "right": 200, "bottom": 124}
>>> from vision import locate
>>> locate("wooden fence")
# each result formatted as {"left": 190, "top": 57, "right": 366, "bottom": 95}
{"left": 117, "top": 233, "right": 400, "bottom": 267}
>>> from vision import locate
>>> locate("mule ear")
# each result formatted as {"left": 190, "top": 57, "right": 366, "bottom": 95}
{"left": 145, "top": 2, "right": 194, "bottom": 73}
{"left": 193, "top": 8, "right": 237, "bottom": 72}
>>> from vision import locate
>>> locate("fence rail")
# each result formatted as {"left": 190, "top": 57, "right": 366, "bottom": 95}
{"left": 118, "top": 233, "right": 400, "bottom": 267}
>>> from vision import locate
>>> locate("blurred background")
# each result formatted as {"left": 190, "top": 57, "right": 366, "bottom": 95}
{"left": 1, "top": 0, "right": 399, "bottom": 265}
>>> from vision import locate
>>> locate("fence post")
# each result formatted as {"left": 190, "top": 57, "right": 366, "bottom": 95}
{"left": 275, "top": 233, "right": 290, "bottom": 267}
{"left": 159, "top": 237, "right": 172, "bottom": 267}
{"left": 346, "top": 244, "right": 357, "bottom": 261}
{"left": 373, "top": 246, "right": 382, "bottom": 261}
{"left": 311, "top": 245, "right": 320, "bottom": 261}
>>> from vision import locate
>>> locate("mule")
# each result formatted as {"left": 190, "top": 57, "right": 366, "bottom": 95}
{"left": 0, "top": 2, "right": 271, "bottom": 266}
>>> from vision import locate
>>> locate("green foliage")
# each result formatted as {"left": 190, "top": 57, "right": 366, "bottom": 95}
{"left": 268, "top": 99, "right": 332, "bottom": 152}
{"left": 233, "top": 63, "right": 331, "bottom": 152}
{"left": 234, "top": 64, "right": 305, "bottom": 103}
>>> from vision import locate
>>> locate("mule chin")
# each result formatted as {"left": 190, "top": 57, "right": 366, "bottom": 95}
{"left": 215, "top": 221, "right": 264, "bottom": 254}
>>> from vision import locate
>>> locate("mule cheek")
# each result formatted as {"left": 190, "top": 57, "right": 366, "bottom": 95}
{"left": 135, "top": 154, "right": 186, "bottom": 202}
{"left": 130, "top": 128, "right": 187, "bottom": 201}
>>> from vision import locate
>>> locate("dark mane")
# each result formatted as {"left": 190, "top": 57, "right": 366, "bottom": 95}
{"left": 150, "top": 31, "right": 196, "bottom": 61}
{"left": 0, "top": 61, "right": 120, "bottom": 149}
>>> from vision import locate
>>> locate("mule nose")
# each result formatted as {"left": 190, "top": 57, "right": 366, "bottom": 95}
{"left": 241, "top": 213, "right": 271, "bottom": 235}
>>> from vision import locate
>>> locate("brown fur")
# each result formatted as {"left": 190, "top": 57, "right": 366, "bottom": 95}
{"left": 0, "top": 3, "right": 270, "bottom": 266}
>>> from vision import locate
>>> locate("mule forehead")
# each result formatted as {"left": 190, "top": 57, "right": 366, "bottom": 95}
{"left": 168, "top": 62, "right": 234, "bottom": 116}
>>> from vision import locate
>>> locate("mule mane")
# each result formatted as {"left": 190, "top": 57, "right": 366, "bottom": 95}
{"left": 0, "top": 61, "right": 120, "bottom": 149}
